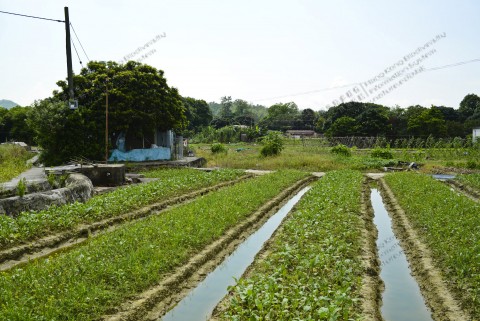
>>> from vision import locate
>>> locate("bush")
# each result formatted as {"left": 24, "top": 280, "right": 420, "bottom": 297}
{"left": 330, "top": 144, "right": 351, "bottom": 157}
{"left": 211, "top": 143, "right": 227, "bottom": 154}
{"left": 260, "top": 132, "right": 284, "bottom": 157}
{"left": 17, "top": 178, "right": 27, "bottom": 197}
{"left": 371, "top": 148, "right": 393, "bottom": 159}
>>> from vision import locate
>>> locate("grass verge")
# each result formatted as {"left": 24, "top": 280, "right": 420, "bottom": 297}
{"left": 0, "top": 144, "right": 32, "bottom": 183}
{"left": 456, "top": 173, "right": 480, "bottom": 191}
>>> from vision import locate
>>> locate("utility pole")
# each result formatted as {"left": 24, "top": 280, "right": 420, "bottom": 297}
{"left": 64, "top": 7, "right": 75, "bottom": 108}
{"left": 105, "top": 79, "right": 109, "bottom": 163}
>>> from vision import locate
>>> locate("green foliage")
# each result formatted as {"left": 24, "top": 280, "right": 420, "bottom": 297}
{"left": 220, "top": 170, "right": 364, "bottom": 320}
{"left": 0, "top": 170, "right": 306, "bottom": 320}
{"left": 260, "top": 102, "right": 300, "bottom": 131}
{"left": 211, "top": 143, "right": 227, "bottom": 154}
{"left": 0, "top": 168, "right": 243, "bottom": 247}
{"left": 0, "top": 144, "right": 31, "bottom": 183}
{"left": 260, "top": 131, "right": 284, "bottom": 157}
{"left": 385, "top": 173, "right": 480, "bottom": 318}
{"left": 16, "top": 178, "right": 27, "bottom": 197}
{"left": 33, "top": 61, "right": 187, "bottom": 165}
{"left": 370, "top": 147, "right": 393, "bottom": 159}
{"left": 457, "top": 173, "right": 480, "bottom": 190}
{"left": 330, "top": 144, "right": 352, "bottom": 157}
{"left": 325, "top": 116, "right": 358, "bottom": 137}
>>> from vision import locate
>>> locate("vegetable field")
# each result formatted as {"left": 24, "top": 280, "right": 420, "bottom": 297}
{"left": 457, "top": 173, "right": 480, "bottom": 191}
{"left": 0, "top": 170, "right": 307, "bottom": 320}
{"left": 384, "top": 172, "right": 480, "bottom": 319}
{"left": 0, "top": 168, "right": 243, "bottom": 248}
{"left": 216, "top": 170, "right": 365, "bottom": 320}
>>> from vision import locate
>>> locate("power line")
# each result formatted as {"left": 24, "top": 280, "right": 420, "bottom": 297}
{"left": 252, "top": 58, "right": 480, "bottom": 102}
{"left": 252, "top": 83, "right": 359, "bottom": 102}
{"left": 71, "top": 36, "right": 84, "bottom": 68}
{"left": 70, "top": 22, "right": 90, "bottom": 62}
{"left": 423, "top": 58, "right": 480, "bottom": 72}
{"left": 0, "top": 9, "right": 64, "bottom": 23}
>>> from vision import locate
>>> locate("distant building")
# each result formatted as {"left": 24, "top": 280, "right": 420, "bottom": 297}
{"left": 473, "top": 127, "right": 480, "bottom": 143}
{"left": 285, "top": 130, "right": 317, "bottom": 139}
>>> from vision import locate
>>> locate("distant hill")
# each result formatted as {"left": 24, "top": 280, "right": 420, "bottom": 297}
{"left": 0, "top": 99, "right": 19, "bottom": 109}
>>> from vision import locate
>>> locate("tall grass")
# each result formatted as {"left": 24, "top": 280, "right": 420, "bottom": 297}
{"left": 0, "top": 144, "right": 31, "bottom": 183}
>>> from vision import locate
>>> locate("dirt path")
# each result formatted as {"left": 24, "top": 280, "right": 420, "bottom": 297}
{"left": 101, "top": 176, "right": 316, "bottom": 321}
{"left": 0, "top": 176, "right": 252, "bottom": 271}
{"left": 377, "top": 178, "right": 471, "bottom": 321}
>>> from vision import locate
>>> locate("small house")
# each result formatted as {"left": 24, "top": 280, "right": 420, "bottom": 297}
{"left": 108, "top": 129, "right": 183, "bottom": 162}
{"left": 285, "top": 130, "right": 317, "bottom": 139}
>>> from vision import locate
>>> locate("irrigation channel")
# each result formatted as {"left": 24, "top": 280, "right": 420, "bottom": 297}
{"left": 158, "top": 186, "right": 311, "bottom": 321}
{"left": 371, "top": 188, "right": 433, "bottom": 321}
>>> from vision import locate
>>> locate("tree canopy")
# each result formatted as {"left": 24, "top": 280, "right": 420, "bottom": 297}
{"left": 32, "top": 61, "right": 186, "bottom": 165}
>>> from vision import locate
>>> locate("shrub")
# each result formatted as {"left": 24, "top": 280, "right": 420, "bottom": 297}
{"left": 211, "top": 143, "right": 227, "bottom": 154}
{"left": 260, "top": 132, "right": 284, "bottom": 157}
{"left": 330, "top": 144, "right": 351, "bottom": 157}
{"left": 371, "top": 148, "right": 393, "bottom": 159}
{"left": 17, "top": 178, "right": 27, "bottom": 197}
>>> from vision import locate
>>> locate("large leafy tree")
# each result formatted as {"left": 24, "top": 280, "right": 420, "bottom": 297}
{"left": 261, "top": 102, "right": 300, "bottom": 131}
{"left": 182, "top": 97, "right": 212, "bottom": 132}
{"left": 407, "top": 107, "right": 447, "bottom": 137}
{"left": 459, "top": 93, "right": 480, "bottom": 120}
{"left": 325, "top": 116, "right": 358, "bottom": 137}
{"left": 32, "top": 61, "right": 186, "bottom": 165}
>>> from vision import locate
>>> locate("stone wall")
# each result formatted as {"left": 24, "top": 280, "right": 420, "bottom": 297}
{"left": 0, "top": 173, "right": 94, "bottom": 218}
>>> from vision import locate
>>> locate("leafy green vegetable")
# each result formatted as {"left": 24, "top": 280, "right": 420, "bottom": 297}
{"left": 219, "top": 170, "right": 364, "bottom": 320}
{"left": 0, "top": 170, "right": 307, "bottom": 320}
{"left": 0, "top": 168, "right": 243, "bottom": 247}
{"left": 385, "top": 172, "right": 480, "bottom": 318}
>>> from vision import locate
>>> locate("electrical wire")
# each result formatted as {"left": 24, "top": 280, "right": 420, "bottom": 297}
{"left": 252, "top": 58, "right": 480, "bottom": 102}
{"left": 70, "top": 22, "right": 90, "bottom": 62}
{"left": 423, "top": 58, "right": 480, "bottom": 72}
{"left": 71, "top": 37, "right": 84, "bottom": 68}
{"left": 0, "top": 9, "right": 64, "bottom": 23}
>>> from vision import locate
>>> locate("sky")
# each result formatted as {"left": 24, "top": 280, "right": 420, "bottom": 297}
{"left": 0, "top": 0, "right": 479, "bottom": 110}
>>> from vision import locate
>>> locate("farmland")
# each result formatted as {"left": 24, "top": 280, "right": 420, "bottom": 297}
{"left": 0, "top": 170, "right": 307, "bottom": 320}
{"left": 215, "top": 170, "right": 366, "bottom": 320}
{"left": 191, "top": 138, "right": 480, "bottom": 172}
{"left": 456, "top": 173, "right": 480, "bottom": 191}
{"left": 384, "top": 172, "right": 480, "bottom": 319}
{"left": 0, "top": 168, "right": 244, "bottom": 248}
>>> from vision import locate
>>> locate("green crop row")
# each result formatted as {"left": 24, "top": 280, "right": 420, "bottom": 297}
{"left": 0, "top": 170, "right": 308, "bottom": 320}
{"left": 0, "top": 168, "right": 243, "bottom": 248}
{"left": 218, "top": 170, "right": 365, "bottom": 321}
{"left": 384, "top": 172, "right": 480, "bottom": 318}
{"left": 457, "top": 173, "right": 480, "bottom": 191}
